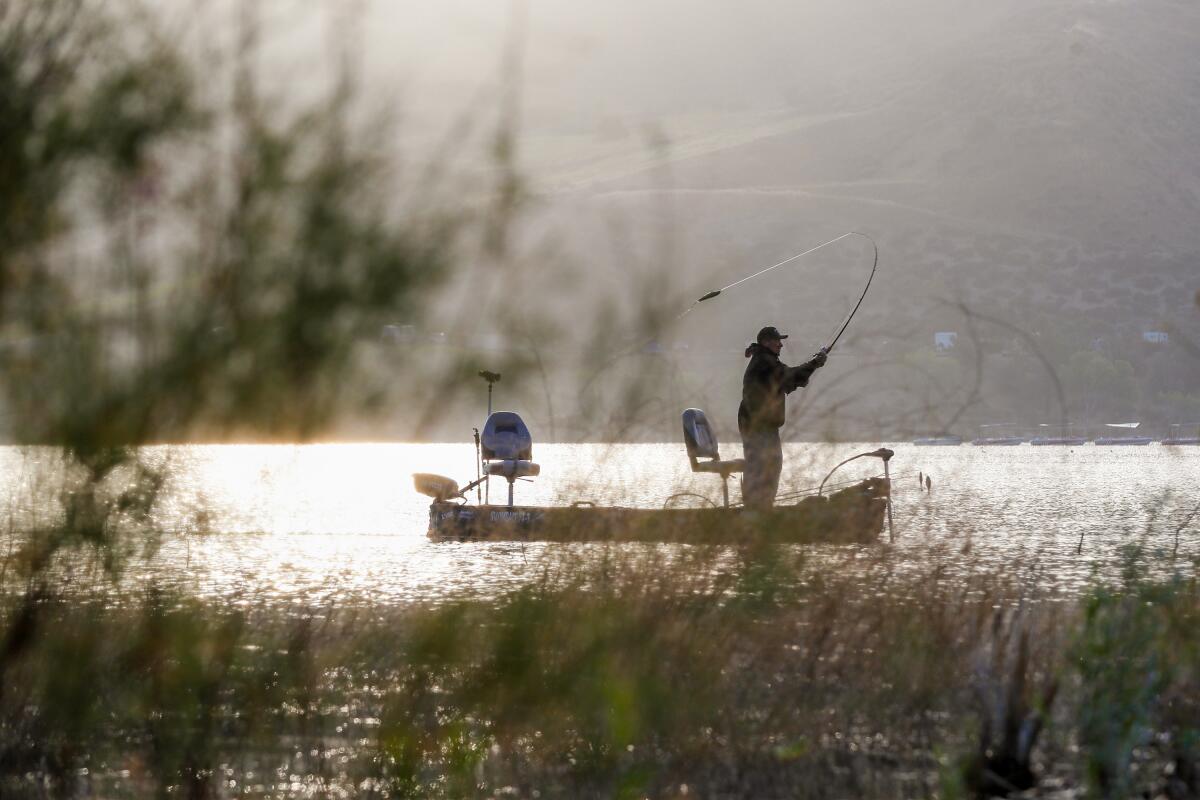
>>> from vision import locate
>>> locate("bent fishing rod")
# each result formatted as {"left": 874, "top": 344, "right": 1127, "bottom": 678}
{"left": 686, "top": 231, "right": 879, "bottom": 354}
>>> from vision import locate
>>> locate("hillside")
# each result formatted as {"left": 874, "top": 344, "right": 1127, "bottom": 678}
{"left": 345, "top": 0, "right": 1200, "bottom": 439}
{"left": 509, "top": 0, "right": 1199, "bottom": 351}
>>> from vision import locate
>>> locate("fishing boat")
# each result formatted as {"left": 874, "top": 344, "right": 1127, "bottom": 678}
{"left": 970, "top": 424, "right": 1025, "bottom": 446}
{"left": 1029, "top": 424, "right": 1088, "bottom": 446}
{"left": 1162, "top": 423, "right": 1200, "bottom": 446}
{"left": 1029, "top": 436, "right": 1089, "bottom": 446}
{"left": 912, "top": 435, "right": 962, "bottom": 446}
{"left": 415, "top": 408, "right": 893, "bottom": 544}
{"left": 1093, "top": 436, "right": 1154, "bottom": 445}
{"left": 1092, "top": 422, "right": 1154, "bottom": 446}
{"left": 416, "top": 233, "right": 891, "bottom": 544}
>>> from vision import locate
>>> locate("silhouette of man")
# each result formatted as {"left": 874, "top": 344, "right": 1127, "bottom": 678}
{"left": 738, "top": 326, "right": 827, "bottom": 508}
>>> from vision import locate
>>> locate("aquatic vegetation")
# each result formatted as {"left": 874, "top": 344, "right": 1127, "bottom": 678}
{"left": 1073, "top": 554, "right": 1200, "bottom": 799}
{"left": 2, "top": 541, "right": 1198, "bottom": 798}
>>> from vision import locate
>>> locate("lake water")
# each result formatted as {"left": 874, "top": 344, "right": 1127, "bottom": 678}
{"left": 4, "top": 443, "right": 1197, "bottom": 604}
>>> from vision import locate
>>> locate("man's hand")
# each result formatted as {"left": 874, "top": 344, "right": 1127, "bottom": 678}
{"left": 811, "top": 348, "right": 829, "bottom": 368}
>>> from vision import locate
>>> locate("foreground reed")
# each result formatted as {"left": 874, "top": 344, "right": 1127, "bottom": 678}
{"left": 2, "top": 540, "right": 1196, "bottom": 799}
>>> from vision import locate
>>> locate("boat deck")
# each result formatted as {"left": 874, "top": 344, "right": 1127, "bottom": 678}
{"left": 427, "top": 477, "right": 889, "bottom": 544}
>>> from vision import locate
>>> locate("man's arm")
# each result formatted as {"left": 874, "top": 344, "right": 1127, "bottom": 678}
{"left": 783, "top": 350, "right": 828, "bottom": 393}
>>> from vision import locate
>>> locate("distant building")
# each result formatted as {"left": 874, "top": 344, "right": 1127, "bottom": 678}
{"left": 1142, "top": 331, "right": 1169, "bottom": 344}
{"left": 934, "top": 331, "right": 958, "bottom": 352}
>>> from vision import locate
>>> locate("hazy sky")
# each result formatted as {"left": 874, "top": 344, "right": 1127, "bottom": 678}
{"left": 139, "top": 0, "right": 1200, "bottom": 437}
{"left": 156, "top": 0, "right": 990, "bottom": 141}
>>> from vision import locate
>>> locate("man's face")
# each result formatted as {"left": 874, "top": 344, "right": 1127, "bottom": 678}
{"left": 763, "top": 337, "right": 783, "bottom": 356}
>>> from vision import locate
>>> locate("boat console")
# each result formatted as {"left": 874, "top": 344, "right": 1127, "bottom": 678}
{"left": 481, "top": 411, "right": 540, "bottom": 507}
{"left": 681, "top": 408, "right": 745, "bottom": 507}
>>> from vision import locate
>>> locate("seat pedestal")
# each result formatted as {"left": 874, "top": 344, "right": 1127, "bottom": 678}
{"left": 485, "top": 458, "right": 540, "bottom": 508}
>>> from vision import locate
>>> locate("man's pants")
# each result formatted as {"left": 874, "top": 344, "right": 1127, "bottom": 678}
{"left": 741, "top": 428, "right": 783, "bottom": 509}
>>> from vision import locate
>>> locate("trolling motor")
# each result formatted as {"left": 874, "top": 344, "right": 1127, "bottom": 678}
{"left": 413, "top": 473, "right": 462, "bottom": 502}
{"left": 818, "top": 448, "right": 895, "bottom": 542}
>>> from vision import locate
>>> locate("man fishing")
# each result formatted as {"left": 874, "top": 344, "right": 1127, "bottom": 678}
{"left": 738, "top": 326, "right": 827, "bottom": 508}
{"left": 690, "top": 232, "right": 874, "bottom": 505}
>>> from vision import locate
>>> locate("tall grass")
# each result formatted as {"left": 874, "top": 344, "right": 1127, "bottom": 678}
{"left": 3, "top": 540, "right": 1197, "bottom": 798}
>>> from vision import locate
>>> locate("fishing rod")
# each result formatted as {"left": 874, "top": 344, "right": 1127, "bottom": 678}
{"left": 823, "top": 232, "right": 878, "bottom": 352}
{"left": 583, "top": 232, "right": 876, "bottom": 398}
{"left": 686, "top": 231, "right": 879, "bottom": 354}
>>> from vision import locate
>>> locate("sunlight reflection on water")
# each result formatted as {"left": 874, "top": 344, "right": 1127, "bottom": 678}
{"left": 2, "top": 443, "right": 1197, "bottom": 604}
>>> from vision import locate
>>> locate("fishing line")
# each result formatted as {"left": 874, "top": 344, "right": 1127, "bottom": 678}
{"left": 699, "top": 231, "right": 859, "bottom": 301}
{"left": 678, "top": 231, "right": 878, "bottom": 353}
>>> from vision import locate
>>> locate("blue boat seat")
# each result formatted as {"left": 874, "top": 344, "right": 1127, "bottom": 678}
{"left": 481, "top": 411, "right": 535, "bottom": 461}
{"left": 681, "top": 408, "right": 743, "bottom": 507}
{"left": 681, "top": 408, "right": 744, "bottom": 477}
{"left": 481, "top": 411, "right": 540, "bottom": 507}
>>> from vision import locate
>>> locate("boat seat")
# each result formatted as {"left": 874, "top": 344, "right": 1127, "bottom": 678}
{"left": 485, "top": 460, "right": 541, "bottom": 480}
{"left": 681, "top": 408, "right": 744, "bottom": 476}
{"left": 480, "top": 411, "right": 540, "bottom": 507}
{"left": 681, "top": 408, "right": 743, "bottom": 507}
{"left": 481, "top": 411, "right": 535, "bottom": 462}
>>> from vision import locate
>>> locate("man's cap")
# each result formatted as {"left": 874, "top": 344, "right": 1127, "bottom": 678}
{"left": 756, "top": 325, "right": 788, "bottom": 343}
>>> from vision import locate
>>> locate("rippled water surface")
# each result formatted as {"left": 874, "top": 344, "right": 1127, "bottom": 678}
{"left": 3, "top": 443, "right": 1197, "bottom": 603}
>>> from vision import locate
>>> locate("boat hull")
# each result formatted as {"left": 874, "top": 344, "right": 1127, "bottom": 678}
{"left": 427, "top": 478, "right": 889, "bottom": 544}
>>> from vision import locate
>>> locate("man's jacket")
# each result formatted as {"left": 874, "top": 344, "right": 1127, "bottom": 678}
{"left": 738, "top": 343, "right": 821, "bottom": 435}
